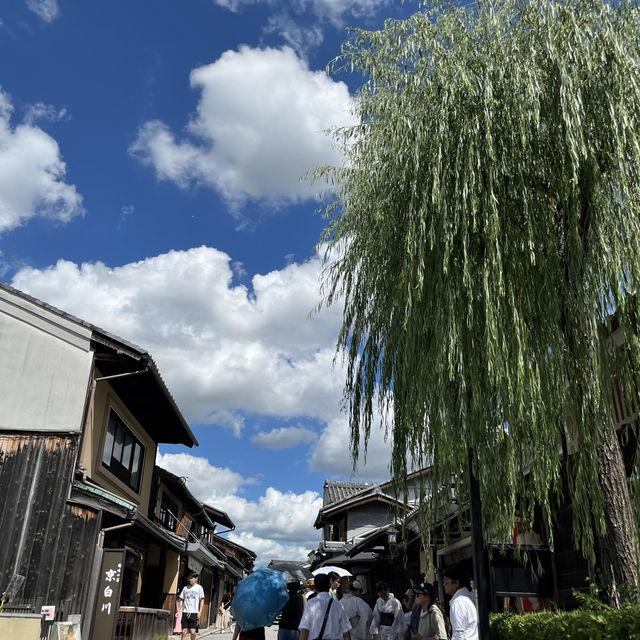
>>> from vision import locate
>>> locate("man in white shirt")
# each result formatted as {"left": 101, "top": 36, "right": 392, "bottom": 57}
{"left": 178, "top": 571, "right": 206, "bottom": 640}
{"left": 442, "top": 569, "right": 477, "bottom": 640}
{"left": 299, "top": 573, "right": 351, "bottom": 640}
{"left": 340, "top": 580, "right": 372, "bottom": 640}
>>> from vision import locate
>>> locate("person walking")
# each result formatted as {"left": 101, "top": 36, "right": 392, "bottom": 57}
{"left": 406, "top": 574, "right": 424, "bottom": 639}
{"left": 369, "top": 582, "right": 404, "bottom": 640}
{"left": 442, "top": 569, "right": 477, "bottom": 640}
{"left": 233, "top": 622, "right": 265, "bottom": 640}
{"left": 328, "top": 572, "right": 342, "bottom": 601}
{"left": 178, "top": 572, "right": 205, "bottom": 640}
{"left": 409, "top": 583, "right": 447, "bottom": 640}
{"left": 340, "top": 580, "right": 372, "bottom": 640}
{"left": 298, "top": 573, "right": 351, "bottom": 640}
{"left": 279, "top": 582, "right": 306, "bottom": 640}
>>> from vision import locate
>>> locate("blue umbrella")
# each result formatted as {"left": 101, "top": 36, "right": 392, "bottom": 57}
{"left": 230, "top": 567, "right": 289, "bottom": 630}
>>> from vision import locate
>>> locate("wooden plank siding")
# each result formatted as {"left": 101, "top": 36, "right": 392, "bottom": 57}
{"left": 0, "top": 433, "right": 100, "bottom": 620}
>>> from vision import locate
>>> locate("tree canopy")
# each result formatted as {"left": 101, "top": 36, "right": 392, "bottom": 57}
{"left": 319, "top": 0, "right": 640, "bottom": 582}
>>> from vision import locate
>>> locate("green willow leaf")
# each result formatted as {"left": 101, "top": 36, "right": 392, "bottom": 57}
{"left": 318, "top": 0, "right": 640, "bottom": 576}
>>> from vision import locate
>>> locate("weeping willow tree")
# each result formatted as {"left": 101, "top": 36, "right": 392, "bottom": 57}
{"left": 319, "top": 0, "right": 640, "bottom": 605}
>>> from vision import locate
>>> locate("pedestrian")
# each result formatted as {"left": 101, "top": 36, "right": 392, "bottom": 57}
{"left": 233, "top": 622, "right": 265, "bottom": 640}
{"left": 303, "top": 581, "right": 315, "bottom": 601}
{"left": 406, "top": 574, "right": 424, "bottom": 638}
{"left": 218, "top": 590, "right": 233, "bottom": 630}
{"left": 442, "top": 569, "right": 477, "bottom": 640}
{"left": 279, "top": 582, "right": 306, "bottom": 640}
{"left": 340, "top": 580, "right": 373, "bottom": 640}
{"left": 178, "top": 571, "right": 205, "bottom": 640}
{"left": 175, "top": 598, "right": 183, "bottom": 635}
{"left": 328, "top": 572, "right": 342, "bottom": 601}
{"left": 409, "top": 583, "right": 447, "bottom": 640}
{"left": 369, "top": 581, "right": 404, "bottom": 640}
{"left": 306, "top": 579, "right": 319, "bottom": 601}
{"left": 298, "top": 573, "right": 351, "bottom": 640}
{"left": 401, "top": 589, "right": 415, "bottom": 638}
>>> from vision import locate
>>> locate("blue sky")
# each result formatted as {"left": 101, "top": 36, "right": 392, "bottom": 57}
{"left": 1, "top": 0, "right": 415, "bottom": 567}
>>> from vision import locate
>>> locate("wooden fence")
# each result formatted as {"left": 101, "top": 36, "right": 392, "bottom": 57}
{"left": 115, "top": 606, "right": 171, "bottom": 640}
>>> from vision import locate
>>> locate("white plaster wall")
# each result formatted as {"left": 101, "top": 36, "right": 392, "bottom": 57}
{"left": 0, "top": 289, "right": 92, "bottom": 432}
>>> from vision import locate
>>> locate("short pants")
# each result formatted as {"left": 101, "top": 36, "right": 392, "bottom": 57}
{"left": 182, "top": 612, "right": 199, "bottom": 631}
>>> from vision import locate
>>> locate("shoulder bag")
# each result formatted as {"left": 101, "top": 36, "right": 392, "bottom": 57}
{"left": 312, "top": 598, "right": 334, "bottom": 640}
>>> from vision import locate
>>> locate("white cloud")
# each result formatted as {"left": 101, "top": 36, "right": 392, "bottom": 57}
{"left": 310, "top": 413, "right": 393, "bottom": 481}
{"left": 0, "top": 88, "right": 83, "bottom": 235}
{"left": 211, "top": 0, "right": 391, "bottom": 26}
{"left": 11, "top": 246, "right": 345, "bottom": 428}
{"left": 219, "top": 486, "right": 322, "bottom": 544}
{"left": 251, "top": 426, "right": 317, "bottom": 449}
{"left": 129, "top": 46, "right": 355, "bottom": 212}
{"left": 157, "top": 452, "right": 255, "bottom": 499}
{"left": 157, "top": 452, "right": 322, "bottom": 560}
{"left": 264, "top": 14, "right": 324, "bottom": 55}
{"left": 26, "top": 0, "right": 59, "bottom": 22}
{"left": 23, "top": 103, "right": 67, "bottom": 125}
{"left": 12, "top": 246, "right": 394, "bottom": 484}
{"left": 228, "top": 531, "right": 314, "bottom": 569}
{"left": 309, "top": 0, "right": 391, "bottom": 25}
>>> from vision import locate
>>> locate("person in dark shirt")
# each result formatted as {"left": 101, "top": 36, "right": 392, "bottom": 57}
{"left": 279, "top": 582, "right": 306, "bottom": 640}
{"left": 233, "top": 622, "right": 265, "bottom": 640}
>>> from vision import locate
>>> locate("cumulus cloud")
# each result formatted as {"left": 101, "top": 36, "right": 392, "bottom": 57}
{"left": 251, "top": 426, "right": 317, "bottom": 449}
{"left": 157, "top": 452, "right": 322, "bottom": 557}
{"left": 310, "top": 413, "right": 393, "bottom": 480}
{"left": 26, "top": 0, "right": 60, "bottom": 22}
{"left": 129, "top": 46, "right": 355, "bottom": 212}
{"left": 12, "top": 246, "right": 393, "bottom": 480}
{"left": 227, "top": 531, "right": 314, "bottom": 569}
{"left": 0, "top": 88, "right": 83, "bottom": 235}
{"left": 157, "top": 452, "right": 255, "bottom": 500}
{"left": 11, "top": 246, "right": 344, "bottom": 428}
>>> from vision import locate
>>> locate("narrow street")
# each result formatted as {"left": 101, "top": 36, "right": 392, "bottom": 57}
{"left": 170, "top": 624, "right": 279, "bottom": 640}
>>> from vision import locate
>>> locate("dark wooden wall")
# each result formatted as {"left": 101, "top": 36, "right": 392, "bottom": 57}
{"left": 0, "top": 433, "right": 100, "bottom": 619}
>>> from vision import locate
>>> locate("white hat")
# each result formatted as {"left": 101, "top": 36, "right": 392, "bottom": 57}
{"left": 351, "top": 580, "right": 362, "bottom": 590}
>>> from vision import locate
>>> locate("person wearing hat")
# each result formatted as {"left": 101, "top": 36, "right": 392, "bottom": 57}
{"left": 305, "top": 579, "right": 317, "bottom": 601}
{"left": 340, "top": 580, "right": 373, "bottom": 640}
{"left": 409, "top": 583, "right": 447, "bottom": 640}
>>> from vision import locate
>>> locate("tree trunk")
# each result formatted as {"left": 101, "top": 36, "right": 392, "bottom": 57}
{"left": 597, "top": 421, "right": 639, "bottom": 607}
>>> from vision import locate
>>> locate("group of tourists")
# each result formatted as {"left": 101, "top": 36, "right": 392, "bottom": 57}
{"left": 368, "top": 569, "right": 478, "bottom": 640}
{"left": 174, "top": 566, "right": 478, "bottom": 640}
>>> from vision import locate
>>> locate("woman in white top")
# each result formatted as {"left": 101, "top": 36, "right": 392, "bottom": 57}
{"left": 369, "top": 581, "right": 404, "bottom": 640}
{"left": 341, "top": 580, "right": 373, "bottom": 640}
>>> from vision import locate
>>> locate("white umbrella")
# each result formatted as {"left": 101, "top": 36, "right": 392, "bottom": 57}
{"left": 312, "top": 565, "right": 353, "bottom": 577}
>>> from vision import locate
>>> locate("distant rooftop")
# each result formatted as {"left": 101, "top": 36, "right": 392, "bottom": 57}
{"left": 322, "top": 480, "right": 376, "bottom": 507}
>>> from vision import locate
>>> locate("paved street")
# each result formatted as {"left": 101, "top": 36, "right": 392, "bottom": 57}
{"left": 171, "top": 624, "right": 280, "bottom": 640}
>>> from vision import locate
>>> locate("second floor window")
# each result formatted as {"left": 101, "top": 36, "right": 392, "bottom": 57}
{"left": 159, "top": 492, "right": 179, "bottom": 531}
{"left": 102, "top": 409, "right": 145, "bottom": 492}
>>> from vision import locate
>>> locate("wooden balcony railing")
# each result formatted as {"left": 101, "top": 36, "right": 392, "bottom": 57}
{"left": 115, "top": 606, "right": 171, "bottom": 640}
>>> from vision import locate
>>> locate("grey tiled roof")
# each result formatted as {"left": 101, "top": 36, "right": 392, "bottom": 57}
{"left": 322, "top": 480, "right": 376, "bottom": 507}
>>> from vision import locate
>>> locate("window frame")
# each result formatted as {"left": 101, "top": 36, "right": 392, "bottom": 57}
{"left": 159, "top": 491, "right": 179, "bottom": 532}
{"left": 102, "top": 408, "right": 145, "bottom": 493}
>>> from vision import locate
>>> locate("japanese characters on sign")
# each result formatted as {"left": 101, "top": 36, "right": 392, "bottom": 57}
{"left": 99, "top": 560, "right": 122, "bottom": 616}
{"left": 91, "top": 549, "right": 125, "bottom": 640}
{"left": 41, "top": 605, "right": 56, "bottom": 620}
